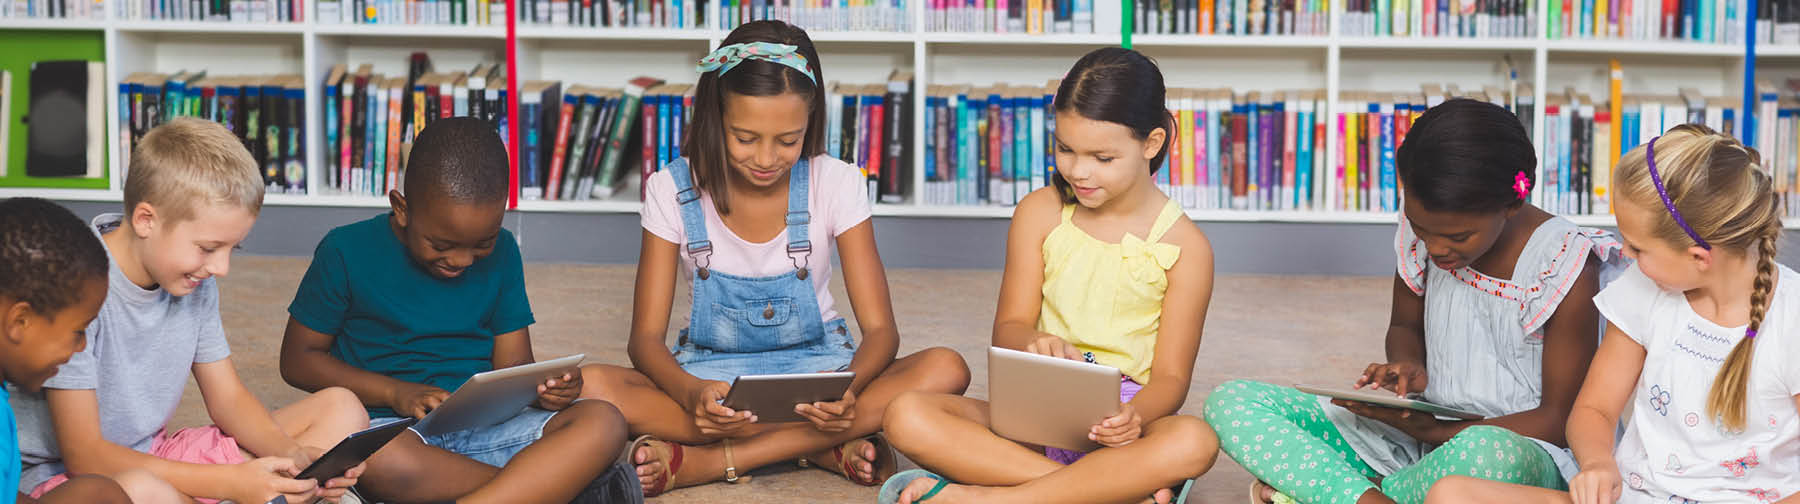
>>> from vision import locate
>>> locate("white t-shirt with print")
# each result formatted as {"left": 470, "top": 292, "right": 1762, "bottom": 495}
{"left": 1594, "top": 263, "right": 1800, "bottom": 503}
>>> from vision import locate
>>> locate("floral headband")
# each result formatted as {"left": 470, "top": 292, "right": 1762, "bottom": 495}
{"left": 696, "top": 42, "right": 816, "bottom": 84}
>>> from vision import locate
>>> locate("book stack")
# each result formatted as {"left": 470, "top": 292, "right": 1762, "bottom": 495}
{"left": 725, "top": 0, "right": 908, "bottom": 31}
{"left": 1129, "top": 0, "right": 1328, "bottom": 36}
{"left": 1541, "top": 88, "right": 1739, "bottom": 216}
{"left": 921, "top": 82, "right": 1054, "bottom": 207}
{"left": 319, "top": 54, "right": 512, "bottom": 197}
{"left": 928, "top": 0, "right": 1093, "bottom": 33}
{"left": 1547, "top": 0, "right": 1743, "bottom": 42}
{"left": 113, "top": 0, "right": 300, "bottom": 21}
{"left": 3, "top": 0, "right": 100, "bottom": 18}
{"left": 516, "top": 76, "right": 671, "bottom": 201}
{"left": 827, "top": 71, "right": 915, "bottom": 204}
{"left": 118, "top": 72, "right": 308, "bottom": 193}
{"left": 318, "top": 0, "right": 503, "bottom": 25}
{"left": 1339, "top": 0, "right": 1535, "bottom": 37}
{"left": 520, "top": 0, "right": 710, "bottom": 29}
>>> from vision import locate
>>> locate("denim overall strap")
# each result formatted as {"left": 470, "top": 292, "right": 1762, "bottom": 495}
{"left": 666, "top": 159, "right": 715, "bottom": 278}
{"left": 786, "top": 158, "right": 813, "bottom": 279}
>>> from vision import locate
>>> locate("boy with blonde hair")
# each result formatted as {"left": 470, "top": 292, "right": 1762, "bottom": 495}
{"left": 11, "top": 118, "right": 371, "bottom": 504}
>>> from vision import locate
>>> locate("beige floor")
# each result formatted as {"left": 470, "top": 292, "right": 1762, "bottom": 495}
{"left": 181, "top": 255, "right": 1394, "bottom": 504}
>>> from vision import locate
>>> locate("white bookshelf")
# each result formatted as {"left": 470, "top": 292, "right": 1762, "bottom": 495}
{"left": 2, "top": 1, "right": 1788, "bottom": 228}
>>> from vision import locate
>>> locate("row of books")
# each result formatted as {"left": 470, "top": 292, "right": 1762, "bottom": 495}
{"left": 317, "top": 0, "right": 503, "bottom": 24}
{"left": 320, "top": 55, "right": 511, "bottom": 197}
{"left": 828, "top": 72, "right": 915, "bottom": 203}
{"left": 516, "top": 77, "right": 666, "bottom": 201}
{"left": 517, "top": 0, "right": 708, "bottom": 28}
{"left": 928, "top": 0, "right": 1093, "bottom": 32}
{"left": 3, "top": 0, "right": 101, "bottom": 18}
{"left": 1129, "top": 0, "right": 1328, "bottom": 36}
{"left": 726, "top": 0, "right": 910, "bottom": 32}
{"left": 1540, "top": 90, "right": 1740, "bottom": 216}
{"left": 1341, "top": 0, "right": 1536, "bottom": 37}
{"left": 1755, "top": 81, "right": 1800, "bottom": 216}
{"left": 118, "top": 72, "right": 308, "bottom": 193}
{"left": 921, "top": 83, "right": 1053, "bottom": 206}
{"left": 1547, "top": 0, "right": 1743, "bottom": 42}
{"left": 1758, "top": 0, "right": 1800, "bottom": 45}
{"left": 112, "top": 0, "right": 299, "bottom": 21}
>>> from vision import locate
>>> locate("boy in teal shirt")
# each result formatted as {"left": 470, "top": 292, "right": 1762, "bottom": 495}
{"left": 281, "top": 118, "right": 637, "bottom": 503}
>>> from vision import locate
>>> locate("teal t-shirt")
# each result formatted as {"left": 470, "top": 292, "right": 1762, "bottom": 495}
{"left": 3, "top": 382, "right": 19, "bottom": 503}
{"left": 288, "top": 213, "right": 535, "bottom": 417}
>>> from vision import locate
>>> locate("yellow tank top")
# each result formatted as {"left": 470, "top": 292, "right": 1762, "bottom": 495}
{"left": 1037, "top": 200, "right": 1183, "bottom": 385}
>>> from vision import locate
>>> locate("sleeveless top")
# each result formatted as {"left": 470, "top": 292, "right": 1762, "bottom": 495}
{"left": 1323, "top": 215, "right": 1628, "bottom": 478}
{"left": 1038, "top": 199, "right": 1186, "bottom": 384}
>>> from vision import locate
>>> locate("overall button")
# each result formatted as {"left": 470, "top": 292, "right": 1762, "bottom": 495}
{"left": 763, "top": 304, "right": 776, "bottom": 320}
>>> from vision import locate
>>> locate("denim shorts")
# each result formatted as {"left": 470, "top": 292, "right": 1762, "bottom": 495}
{"left": 373, "top": 407, "right": 557, "bottom": 468}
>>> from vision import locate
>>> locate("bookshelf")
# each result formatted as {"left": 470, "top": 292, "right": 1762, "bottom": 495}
{"left": 1, "top": 1, "right": 1791, "bottom": 229}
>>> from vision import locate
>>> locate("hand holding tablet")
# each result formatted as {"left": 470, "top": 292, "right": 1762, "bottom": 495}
{"left": 721, "top": 372, "right": 857, "bottom": 424}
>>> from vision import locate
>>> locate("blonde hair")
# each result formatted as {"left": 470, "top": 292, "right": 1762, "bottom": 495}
{"left": 1614, "top": 123, "right": 1782, "bottom": 431}
{"left": 123, "top": 117, "right": 265, "bottom": 224}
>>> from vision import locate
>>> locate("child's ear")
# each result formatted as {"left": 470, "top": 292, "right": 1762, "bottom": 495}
{"left": 129, "top": 201, "right": 158, "bottom": 238}
{"left": 388, "top": 189, "right": 410, "bottom": 228}
{"left": 1144, "top": 127, "right": 1168, "bottom": 161}
{"left": 3, "top": 300, "right": 32, "bottom": 346}
{"left": 1690, "top": 246, "right": 1715, "bottom": 271}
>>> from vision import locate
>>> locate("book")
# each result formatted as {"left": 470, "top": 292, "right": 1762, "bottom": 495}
{"left": 595, "top": 78, "right": 661, "bottom": 199}
{"left": 25, "top": 60, "right": 105, "bottom": 179}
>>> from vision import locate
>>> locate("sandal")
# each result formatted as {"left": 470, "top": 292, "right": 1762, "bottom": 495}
{"left": 878, "top": 469, "right": 948, "bottom": 504}
{"left": 628, "top": 435, "right": 684, "bottom": 498}
{"left": 808, "top": 435, "right": 896, "bottom": 486}
{"left": 722, "top": 438, "right": 749, "bottom": 485}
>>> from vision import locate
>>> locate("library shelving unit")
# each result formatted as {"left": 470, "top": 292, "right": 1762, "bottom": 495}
{"left": 1, "top": 1, "right": 1791, "bottom": 229}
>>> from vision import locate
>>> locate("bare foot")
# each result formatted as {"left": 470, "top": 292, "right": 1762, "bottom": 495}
{"left": 808, "top": 437, "right": 886, "bottom": 485}
{"left": 899, "top": 478, "right": 992, "bottom": 504}
{"left": 1154, "top": 487, "right": 1175, "bottom": 504}
{"left": 1253, "top": 480, "right": 1277, "bottom": 503}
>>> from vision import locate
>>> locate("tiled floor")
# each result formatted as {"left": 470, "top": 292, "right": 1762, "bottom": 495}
{"left": 177, "top": 255, "right": 1394, "bottom": 503}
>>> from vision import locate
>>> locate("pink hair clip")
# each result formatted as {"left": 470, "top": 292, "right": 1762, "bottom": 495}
{"left": 1512, "top": 170, "right": 1531, "bottom": 200}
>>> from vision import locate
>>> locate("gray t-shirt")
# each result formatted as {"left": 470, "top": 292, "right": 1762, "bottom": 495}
{"left": 8, "top": 213, "right": 232, "bottom": 491}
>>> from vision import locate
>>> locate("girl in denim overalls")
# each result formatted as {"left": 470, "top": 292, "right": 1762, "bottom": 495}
{"left": 578, "top": 20, "right": 972, "bottom": 497}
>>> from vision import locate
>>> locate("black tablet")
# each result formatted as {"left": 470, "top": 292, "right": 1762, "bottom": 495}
{"left": 294, "top": 418, "right": 419, "bottom": 483}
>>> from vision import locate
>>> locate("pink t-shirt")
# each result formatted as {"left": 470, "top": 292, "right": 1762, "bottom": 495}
{"left": 641, "top": 154, "right": 873, "bottom": 324}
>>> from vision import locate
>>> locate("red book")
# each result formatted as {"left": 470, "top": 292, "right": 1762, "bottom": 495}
{"left": 1661, "top": 0, "right": 1676, "bottom": 37}
{"left": 868, "top": 96, "right": 885, "bottom": 197}
{"left": 1230, "top": 99, "right": 1248, "bottom": 200}
{"left": 546, "top": 88, "right": 579, "bottom": 200}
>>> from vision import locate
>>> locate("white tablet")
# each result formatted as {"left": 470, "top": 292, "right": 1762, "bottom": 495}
{"left": 1295, "top": 384, "right": 1486, "bottom": 420}
{"left": 415, "top": 354, "right": 587, "bottom": 437}
{"left": 722, "top": 372, "right": 857, "bottom": 423}
{"left": 988, "top": 346, "right": 1120, "bottom": 452}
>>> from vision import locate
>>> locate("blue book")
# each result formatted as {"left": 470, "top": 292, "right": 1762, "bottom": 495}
{"left": 1379, "top": 105, "right": 1396, "bottom": 212}
{"left": 1297, "top": 107, "right": 1312, "bottom": 210}
{"left": 1246, "top": 100, "right": 1260, "bottom": 208}
{"left": 925, "top": 96, "right": 938, "bottom": 204}
{"left": 1013, "top": 96, "right": 1030, "bottom": 199}
{"left": 671, "top": 95, "right": 685, "bottom": 162}
{"left": 1205, "top": 101, "right": 1221, "bottom": 207}
{"left": 658, "top": 94, "right": 673, "bottom": 168}
{"left": 1029, "top": 95, "right": 1046, "bottom": 192}
{"left": 521, "top": 97, "right": 541, "bottom": 198}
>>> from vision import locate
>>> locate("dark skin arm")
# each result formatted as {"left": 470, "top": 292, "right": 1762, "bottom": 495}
{"left": 282, "top": 317, "right": 448, "bottom": 419}
{"left": 490, "top": 327, "right": 583, "bottom": 411}
{"left": 1341, "top": 257, "right": 1601, "bottom": 446}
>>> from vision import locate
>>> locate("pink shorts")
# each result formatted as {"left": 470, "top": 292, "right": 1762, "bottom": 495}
{"left": 29, "top": 425, "right": 247, "bottom": 503}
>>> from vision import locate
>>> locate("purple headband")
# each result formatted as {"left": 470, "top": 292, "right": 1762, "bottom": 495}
{"left": 1646, "top": 136, "right": 1711, "bottom": 251}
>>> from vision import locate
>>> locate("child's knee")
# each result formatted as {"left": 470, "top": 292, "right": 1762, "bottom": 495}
{"left": 1147, "top": 416, "right": 1220, "bottom": 479}
{"left": 109, "top": 470, "right": 182, "bottom": 504}
{"left": 1424, "top": 475, "right": 1482, "bottom": 504}
{"left": 555, "top": 399, "right": 629, "bottom": 444}
{"left": 881, "top": 391, "right": 940, "bottom": 442}
{"left": 1441, "top": 425, "right": 1518, "bottom": 451}
{"left": 315, "top": 386, "right": 371, "bottom": 425}
{"left": 914, "top": 347, "right": 972, "bottom": 394}
{"left": 579, "top": 364, "right": 641, "bottom": 401}
{"left": 1202, "top": 379, "right": 1260, "bottom": 417}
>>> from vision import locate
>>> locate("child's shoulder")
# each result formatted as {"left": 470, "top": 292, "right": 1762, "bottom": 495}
{"left": 316, "top": 213, "right": 392, "bottom": 251}
{"left": 1156, "top": 209, "right": 1211, "bottom": 260}
{"left": 1011, "top": 187, "right": 1067, "bottom": 230}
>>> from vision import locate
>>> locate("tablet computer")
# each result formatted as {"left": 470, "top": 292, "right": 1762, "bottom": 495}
{"left": 1295, "top": 384, "right": 1486, "bottom": 420}
{"left": 294, "top": 418, "right": 418, "bottom": 483}
{"left": 722, "top": 372, "right": 856, "bottom": 424}
{"left": 988, "top": 347, "right": 1120, "bottom": 452}
{"left": 415, "top": 354, "right": 587, "bottom": 437}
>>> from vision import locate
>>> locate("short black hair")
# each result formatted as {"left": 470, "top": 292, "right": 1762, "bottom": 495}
{"left": 0, "top": 198, "right": 109, "bottom": 316}
{"left": 1396, "top": 98, "right": 1537, "bottom": 214}
{"left": 403, "top": 117, "right": 510, "bottom": 206}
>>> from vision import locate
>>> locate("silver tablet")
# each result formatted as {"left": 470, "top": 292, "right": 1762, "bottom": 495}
{"left": 1295, "top": 384, "right": 1486, "bottom": 420}
{"left": 415, "top": 354, "right": 587, "bottom": 437}
{"left": 722, "top": 372, "right": 856, "bottom": 423}
{"left": 988, "top": 346, "right": 1120, "bottom": 452}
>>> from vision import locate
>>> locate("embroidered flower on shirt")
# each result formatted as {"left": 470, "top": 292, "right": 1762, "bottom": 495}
{"left": 1747, "top": 488, "right": 1781, "bottom": 503}
{"left": 1628, "top": 473, "right": 1644, "bottom": 489}
{"left": 1685, "top": 413, "right": 1700, "bottom": 428}
{"left": 1720, "top": 448, "right": 1761, "bottom": 477}
{"left": 1649, "top": 385, "right": 1672, "bottom": 416}
{"left": 1667, "top": 454, "right": 1686, "bottom": 474}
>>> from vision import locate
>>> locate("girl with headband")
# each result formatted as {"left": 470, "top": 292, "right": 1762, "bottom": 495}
{"left": 577, "top": 19, "right": 971, "bottom": 497}
{"left": 1430, "top": 124, "right": 1800, "bottom": 504}
{"left": 1208, "top": 98, "right": 1627, "bottom": 504}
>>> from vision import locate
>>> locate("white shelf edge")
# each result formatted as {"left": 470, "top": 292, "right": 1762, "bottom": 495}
{"left": 113, "top": 20, "right": 305, "bottom": 33}
{"left": 264, "top": 193, "right": 391, "bottom": 207}
{"left": 0, "top": 188, "right": 124, "bottom": 202}
{"left": 806, "top": 30, "right": 918, "bottom": 43}
{"left": 1543, "top": 39, "right": 1740, "bottom": 56}
{"left": 514, "top": 26, "right": 718, "bottom": 41}
{"left": 0, "top": 18, "right": 108, "bottom": 29}
{"left": 1338, "top": 36, "right": 1536, "bottom": 50}
{"left": 1756, "top": 45, "right": 1800, "bottom": 57}
{"left": 1129, "top": 34, "right": 1331, "bottom": 48}
{"left": 311, "top": 23, "right": 505, "bottom": 38}
{"left": 920, "top": 32, "right": 1113, "bottom": 45}
{"left": 513, "top": 199, "right": 645, "bottom": 213}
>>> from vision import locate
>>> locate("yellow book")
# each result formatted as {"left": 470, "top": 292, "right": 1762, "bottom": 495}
{"left": 1608, "top": 59, "right": 1622, "bottom": 174}
{"left": 1028, "top": 0, "right": 1044, "bottom": 33}
{"left": 1345, "top": 92, "right": 1361, "bottom": 211}
{"left": 1595, "top": 0, "right": 1609, "bottom": 38}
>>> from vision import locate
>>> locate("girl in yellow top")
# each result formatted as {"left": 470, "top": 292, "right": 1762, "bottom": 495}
{"left": 878, "top": 47, "right": 1220, "bottom": 504}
